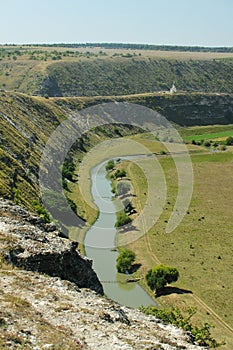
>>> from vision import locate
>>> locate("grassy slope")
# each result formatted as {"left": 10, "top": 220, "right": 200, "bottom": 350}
{"left": 123, "top": 137, "right": 233, "bottom": 349}
{"left": 43, "top": 58, "right": 233, "bottom": 97}
{"left": 1, "top": 90, "right": 233, "bottom": 346}
{"left": 1, "top": 46, "right": 233, "bottom": 96}
{"left": 0, "top": 91, "right": 64, "bottom": 210}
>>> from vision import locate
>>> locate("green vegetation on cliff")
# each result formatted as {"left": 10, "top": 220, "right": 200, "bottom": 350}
{"left": 0, "top": 45, "right": 233, "bottom": 97}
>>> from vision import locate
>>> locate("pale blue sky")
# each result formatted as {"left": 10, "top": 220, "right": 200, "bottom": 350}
{"left": 1, "top": 0, "right": 233, "bottom": 46}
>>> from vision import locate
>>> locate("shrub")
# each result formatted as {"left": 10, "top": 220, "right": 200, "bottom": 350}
{"left": 32, "top": 200, "right": 51, "bottom": 223}
{"left": 116, "top": 248, "right": 135, "bottom": 273}
{"left": 115, "top": 211, "right": 132, "bottom": 228}
{"left": 139, "top": 306, "right": 224, "bottom": 348}
{"left": 203, "top": 140, "right": 211, "bottom": 147}
{"left": 113, "top": 169, "right": 126, "bottom": 179}
{"left": 105, "top": 159, "right": 115, "bottom": 171}
{"left": 123, "top": 199, "right": 134, "bottom": 213}
{"left": 225, "top": 136, "right": 233, "bottom": 145}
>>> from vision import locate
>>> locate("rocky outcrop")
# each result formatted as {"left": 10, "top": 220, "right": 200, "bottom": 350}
{"left": 0, "top": 199, "right": 207, "bottom": 349}
{"left": 0, "top": 199, "right": 103, "bottom": 295}
{"left": 0, "top": 271, "right": 206, "bottom": 350}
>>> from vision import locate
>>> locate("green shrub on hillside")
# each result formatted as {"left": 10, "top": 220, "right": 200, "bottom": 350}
{"left": 140, "top": 306, "right": 224, "bottom": 348}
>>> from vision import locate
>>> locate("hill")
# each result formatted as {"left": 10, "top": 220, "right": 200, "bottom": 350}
{"left": 1, "top": 90, "right": 233, "bottom": 213}
{"left": 1, "top": 90, "right": 233, "bottom": 348}
{"left": 0, "top": 45, "right": 233, "bottom": 96}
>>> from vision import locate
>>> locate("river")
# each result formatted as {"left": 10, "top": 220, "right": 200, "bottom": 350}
{"left": 85, "top": 161, "right": 155, "bottom": 308}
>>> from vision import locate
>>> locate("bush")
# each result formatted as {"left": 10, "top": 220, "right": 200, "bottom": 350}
{"left": 203, "top": 140, "right": 211, "bottom": 147}
{"left": 115, "top": 211, "right": 132, "bottom": 228}
{"left": 139, "top": 306, "right": 223, "bottom": 348}
{"left": 225, "top": 136, "right": 233, "bottom": 145}
{"left": 146, "top": 264, "right": 179, "bottom": 295}
{"left": 113, "top": 169, "right": 126, "bottom": 179}
{"left": 116, "top": 248, "right": 135, "bottom": 273}
{"left": 32, "top": 200, "right": 51, "bottom": 223}
{"left": 123, "top": 199, "right": 134, "bottom": 213}
{"left": 105, "top": 159, "right": 115, "bottom": 171}
{"left": 62, "top": 158, "right": 75, "bottom": 181}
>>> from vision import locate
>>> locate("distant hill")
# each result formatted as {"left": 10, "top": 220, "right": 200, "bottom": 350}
{"left": 0, "top": 45, "right": 233, "bottom": 97}
{"left": 42, "top": 58, "right": 233, "bottom": 97}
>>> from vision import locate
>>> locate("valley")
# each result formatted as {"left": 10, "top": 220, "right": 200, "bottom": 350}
{"left": 0, "top": 44, "right": 233, "bottom": 349}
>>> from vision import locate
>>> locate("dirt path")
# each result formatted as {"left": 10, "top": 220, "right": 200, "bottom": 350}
{"left": 145, "top": 230, "right": 233, "bottom": 337}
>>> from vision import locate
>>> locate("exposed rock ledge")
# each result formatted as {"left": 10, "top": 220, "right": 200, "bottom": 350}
{"left": 0, "top": 199, "right": 205, "bottom": 349}
{"left": 0, "top": 199, "right": 103, "bottom": 295}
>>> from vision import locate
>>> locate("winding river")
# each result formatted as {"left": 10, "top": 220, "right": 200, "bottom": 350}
{"left": 85, "top": 161, "right": 155, "bottom": 308}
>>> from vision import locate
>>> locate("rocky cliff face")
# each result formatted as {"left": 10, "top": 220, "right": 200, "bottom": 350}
{"left": 0, "top": 199, "right": 205, "bottom": 349}
{"left": 0, "top": 199, "right": 103, "bottom": 295}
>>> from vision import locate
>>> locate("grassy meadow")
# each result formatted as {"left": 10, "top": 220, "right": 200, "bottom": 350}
{"left": 70, "top": 125, "right": 233, "bottom": 348}
{"left": 121, "top": 133, "right": 233, "bottom": 349}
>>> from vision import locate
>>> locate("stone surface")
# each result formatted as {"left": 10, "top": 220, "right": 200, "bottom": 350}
{"left": 0, "top": 199, "right": 103, "bottom": 295}
{"left": 0, "top": 199, "right": 206, "bottom": 349}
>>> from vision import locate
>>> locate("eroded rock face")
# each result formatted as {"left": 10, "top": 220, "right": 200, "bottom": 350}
{"left": 0, "top": 271, "right": 206, "bottom": 350}
{"left": 0, "top": 199, "right": 206, "bottom": 349}
{"left": 0, "top": 199, "right": 103, "bottom": 295}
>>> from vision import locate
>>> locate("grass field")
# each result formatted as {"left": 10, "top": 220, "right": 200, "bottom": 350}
{"left": 122, "top": 135, "right": 233, "bottom": 349}
{"left": 69, "top": 123, "right": 233, "bottom": 348}
{"left": 183, "top": 130, "right": 233, "bottom": 142}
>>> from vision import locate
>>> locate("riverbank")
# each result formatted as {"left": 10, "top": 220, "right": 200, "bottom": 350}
{"left": 121, "top": 135, "right": 233, "bottom": 349}
{"left": 67, "top": 132, "right": 233, "bottom": 348}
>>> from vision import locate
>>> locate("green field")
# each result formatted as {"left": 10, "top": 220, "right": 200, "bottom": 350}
{"left": 184, "top": 130, "right": 233, "bottom": 141}
{"left": 109, "top": 133, "right": 233, "bottom": 349}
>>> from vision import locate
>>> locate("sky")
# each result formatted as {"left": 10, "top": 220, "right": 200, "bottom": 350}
{"left": 1, "top": 0, "right": 233, "bottom": 46}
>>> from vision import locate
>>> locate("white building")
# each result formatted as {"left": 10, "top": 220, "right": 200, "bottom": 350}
{"left": 170, "top": 82, "right": 177, "bottom": 94}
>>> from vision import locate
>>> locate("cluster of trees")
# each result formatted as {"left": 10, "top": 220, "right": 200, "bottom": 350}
{"left": 117, "top": 249, "right": 179, "bottom": 296}
{"left": 17, "top": 43, "right": 233, "bottom": 53}
{"left": 115, "top": 247, "right": 219, "bottom": 346}
{"left": 140, "top": 305, "right": 223, "bottom": 348}
{"left": 191, "top": 136, "right": 233, "bottom": 149}
{"left": 115, "top": 211, "right": 132, "bottom": 228}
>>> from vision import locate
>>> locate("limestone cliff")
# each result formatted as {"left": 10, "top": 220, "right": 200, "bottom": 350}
{"left": 0, "top": 199, "right": 103, "bottom": 295}
{"left": 0, "top": 199, "right": 205, "bottom": 349}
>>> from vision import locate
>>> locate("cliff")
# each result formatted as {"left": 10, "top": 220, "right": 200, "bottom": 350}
{"left": 0, "top": 199, "right": 205, "bottom": 349}
{"left": 1, "top": 90, "right": 233, "bottom": 214}
{"left": 0, "top": 199, "right": 103, "bottom": 295}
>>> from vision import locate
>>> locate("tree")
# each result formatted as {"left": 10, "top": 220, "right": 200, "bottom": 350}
{"left": 123, "top": 199, "right": 134, "bottom": 213}
{"left": 116, "top": 248, "right": 135, "bottom": 273}
{"left": 115, "top": 211, "right": 132, "bottom": 227}
{"left": 146, "top": 265, "right": 179, "bottom": 295}
{"left": 113, "top": 169, "right": 126, "bottom": 179}
{"left": 226, "top": 136, "right": 233, "bottom": 145}
{"left": 105, "top": 159, "right": 115, "bottom": 171}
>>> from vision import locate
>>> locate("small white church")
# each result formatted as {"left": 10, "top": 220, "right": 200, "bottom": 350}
{"left": 170, "top": 82, "right": 177, "bottom": 94}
